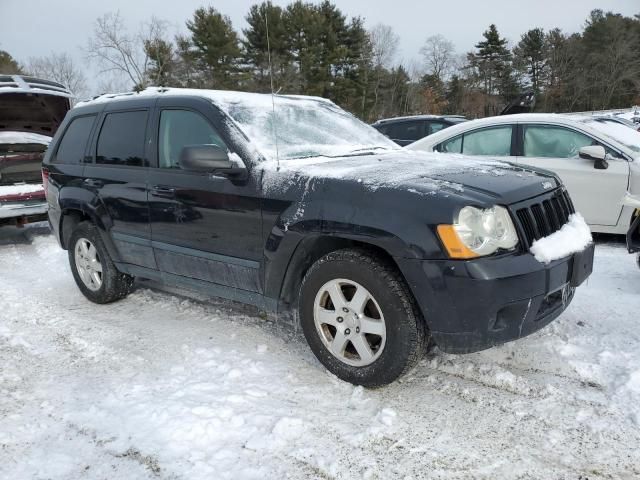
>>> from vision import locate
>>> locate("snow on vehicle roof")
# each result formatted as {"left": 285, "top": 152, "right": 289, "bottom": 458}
{"left": 0, "top": 131, "right": 52, "bottom": 145}
{"left": 77, "top": 87, "right": 398, "bottom": 162}
{"left": 75, "top": 86, "right": 332, "bottom": 108}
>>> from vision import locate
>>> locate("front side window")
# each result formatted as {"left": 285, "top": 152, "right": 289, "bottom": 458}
{"left": 158, "top": 110, "right": 228, "bottom": 169}
{"left": 462, "top": 126, "right": 512, "bottom": 156}
{"left": 523, "top": 125, "right": 595, "bottom": 158}
{"left": 55, "top": 115, "right": 96, "bottom": 164}
{"left": 429, "top": 121, "right": 448, "bottom": 135}
{"left": 96, "top": 110, "right": 148, "bottom": 167}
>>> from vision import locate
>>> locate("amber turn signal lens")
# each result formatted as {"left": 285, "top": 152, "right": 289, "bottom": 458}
{"left": 436, "top": 225, "right": 479, "bottom": 259}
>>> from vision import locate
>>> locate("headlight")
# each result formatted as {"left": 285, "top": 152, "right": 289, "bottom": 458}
{"left": 437, "top": 206, "right": 519, "bottom": 258}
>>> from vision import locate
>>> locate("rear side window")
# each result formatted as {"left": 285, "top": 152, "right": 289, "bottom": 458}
{"left": 462, "top": 126, "right": 512, "bottom": 156}
{"left": 54, "top": 115, "right": 95, "bottom": 164}
{"left": 389, "top": 121, "right": 426, "bottom": 142}
{"left": 96, "top": 110, "right": 148, "bottom": 167}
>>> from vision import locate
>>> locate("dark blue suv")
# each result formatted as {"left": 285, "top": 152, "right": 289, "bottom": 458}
{"left": 372, "top": 115, "right": 467, "bottom": 146}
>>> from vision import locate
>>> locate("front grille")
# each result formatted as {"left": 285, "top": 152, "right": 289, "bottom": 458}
{"left": 514, "top": 189, "right": 575, "bottom": 249}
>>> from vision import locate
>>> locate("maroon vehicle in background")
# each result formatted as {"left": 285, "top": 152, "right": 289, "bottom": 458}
{"left": 0, "top": 75, "right": 72, "bottom": 226}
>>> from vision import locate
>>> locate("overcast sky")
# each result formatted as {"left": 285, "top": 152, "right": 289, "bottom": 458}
{"left": 2, "top": 0, "right": 638, "bottom": 94}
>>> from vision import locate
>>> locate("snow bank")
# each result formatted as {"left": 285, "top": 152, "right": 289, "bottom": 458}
{"left": 2, "top": 232, "right": 640, "bottom": 478}
{"left": 530, "top": 213, "right": 592, "bottom": 263}
{"left": 0, "top": 183, "right": 44, "bottom": 196}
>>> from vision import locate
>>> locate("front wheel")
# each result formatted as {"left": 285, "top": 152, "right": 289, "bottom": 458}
{"left": 299, "top": 248, "right": 427, "bottom": 387}
{"left": 68, "top": 222, "right": 134, "bottom": 304}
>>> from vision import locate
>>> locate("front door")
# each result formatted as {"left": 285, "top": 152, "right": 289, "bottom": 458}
{"left": 517, "top": 124, "right": 630, "bottom": 226}
{"left": 147, "top": 100, "right": 263, "bottom": 293}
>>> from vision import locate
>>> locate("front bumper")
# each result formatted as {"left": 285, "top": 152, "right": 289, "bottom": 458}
{"left": 397, "top": 244, "right": 595, "bottom": 354}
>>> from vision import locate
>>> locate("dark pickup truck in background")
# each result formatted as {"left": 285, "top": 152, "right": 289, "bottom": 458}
{"left": 43, "top": 88, "right": 594, "bottom": 386}
{"left": 0, "top": 75, "right": 72, "bottom": 226}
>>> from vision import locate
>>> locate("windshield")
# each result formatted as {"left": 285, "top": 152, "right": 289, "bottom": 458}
{"left": 582, "top": 119, "right": 640, "bottom": 153}
{"left": 214, "top": 94, "right": 399, "bottom": 161}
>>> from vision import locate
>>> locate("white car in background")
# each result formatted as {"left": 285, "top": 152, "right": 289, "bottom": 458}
{"left": 407, "top": 113, "right": 640, "bottom": 234}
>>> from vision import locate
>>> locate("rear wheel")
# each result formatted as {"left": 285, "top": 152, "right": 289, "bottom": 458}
{"left": 299, "top": 248, "right": 427, "bottom": 387}
{"left": 68, "top": 222, "right": 133, "bottom": 303}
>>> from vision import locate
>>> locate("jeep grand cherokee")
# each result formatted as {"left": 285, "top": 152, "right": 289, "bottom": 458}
{"left": 43, "top": 88, "right": 594, "bottom": 386}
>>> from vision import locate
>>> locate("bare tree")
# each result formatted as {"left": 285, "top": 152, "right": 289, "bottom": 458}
{"left": 369, "top": 24, "right": 399, "bottom": 69}
{"left": 27, "top": 53, "right": 88, "bottom": 98}
{"left": 420, "top": 34, "right": 456, "bottom": 81}
{"left": 85, "top": 11, "right": 172, "bottom": 90}
{"left": 367, "top": 24, "right": 400, "bottom": 119}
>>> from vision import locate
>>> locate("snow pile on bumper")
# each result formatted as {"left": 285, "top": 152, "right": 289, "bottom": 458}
{"left": 530, "top": 213, "right": 592, "bottom": 264}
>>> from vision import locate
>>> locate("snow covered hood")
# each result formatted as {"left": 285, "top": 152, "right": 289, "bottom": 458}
{"left": 259, "top": 150, "right": 560, "bottom": 205}
{"left": 0, "top": 75, "right": 73, "bottom": 137}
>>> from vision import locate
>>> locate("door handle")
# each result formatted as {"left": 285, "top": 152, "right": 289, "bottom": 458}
{"left": 83, "top": 178, "right": 104, "bottom": 188}
{"left": 151, "top": 186, "right": 176, "bottom": 198}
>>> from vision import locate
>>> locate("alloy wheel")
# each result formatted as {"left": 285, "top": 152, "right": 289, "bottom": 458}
{"left": 74, "top": 237, "right": 103, "bottom": 292}
{"left": 313, "top": 278, "right": 386, "bottom": 367}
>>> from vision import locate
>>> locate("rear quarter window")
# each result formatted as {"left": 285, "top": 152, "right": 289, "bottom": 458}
{"left": 96, "top": 110, "right": 148, "bottom": 167}
{"left": 54, "top": 115, "right": 96, "bottom": 164}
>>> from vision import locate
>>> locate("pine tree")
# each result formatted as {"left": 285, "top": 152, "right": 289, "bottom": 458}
{"left": 243, "top": 1, "right": 288, "bottom": 92}
{"left": 513, "top": 28, "right": 547, "bottom": 94}
{"left": 470, "top": 24, "right": 511, "bottom": 96}
{"left": 0, "top": 50, "right": 22, "bottom": 74}
{"left": 186, "top": 7, "right": 243, "bottom": 89}
{"left": 468, "top": 24, "right": 517, "bottom": 114}
{"left": 144, "top": 38, "right": 175, "bottom": 87}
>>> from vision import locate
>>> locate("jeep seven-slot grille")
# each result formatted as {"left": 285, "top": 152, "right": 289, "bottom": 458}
{"left": 515, "top": 189, "right": 575, "bottom": 249}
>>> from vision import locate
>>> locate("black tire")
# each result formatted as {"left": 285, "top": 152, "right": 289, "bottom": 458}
{"left": 299, "top": 248, "right": 427, "bottom": 387}
{"left": 68, "top": 221, "right": 134, "bottom": 304}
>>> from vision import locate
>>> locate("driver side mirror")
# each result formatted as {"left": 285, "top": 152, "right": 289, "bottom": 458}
{"left": 179, "top": 144, "right": 246, "bottom": 178}
{"left": 579, "top": 145, "right": 608, "bottom": 170}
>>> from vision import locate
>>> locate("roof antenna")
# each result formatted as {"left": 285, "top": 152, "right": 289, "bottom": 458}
{"left": 264, "top": 7, "right": 280, "bottom": 171}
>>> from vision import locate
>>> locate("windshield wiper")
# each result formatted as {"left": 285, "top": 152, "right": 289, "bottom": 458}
{"left": 347, "top": 146, "right": 391, "bottom": 154}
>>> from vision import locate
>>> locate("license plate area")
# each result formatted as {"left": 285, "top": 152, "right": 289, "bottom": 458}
{"left": 570, "top": 242, "right": 595, "bottom": 287}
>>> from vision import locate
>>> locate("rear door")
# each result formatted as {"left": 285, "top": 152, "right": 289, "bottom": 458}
{"left": 82, "top": 100, "right": 156, "bottom": 270}
{"left": 436, "top": 125, "right": 515, "bottom": 159}
{"left": 147, "top": 97, "right": 263, "bottom": 293}
{"left": 516, "top": 124, "right": 630, "bottom": 226}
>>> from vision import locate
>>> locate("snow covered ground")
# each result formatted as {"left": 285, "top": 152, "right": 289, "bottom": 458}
{"left": 1, "top": 225, "right": 639, "bottom": 479}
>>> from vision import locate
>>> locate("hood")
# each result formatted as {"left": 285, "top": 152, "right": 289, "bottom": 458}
{"left": 0, "top": 75, "right": 73, "bottom": 136}
{"left": 260, "top": 150, "right": 559, "bottom": 205}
